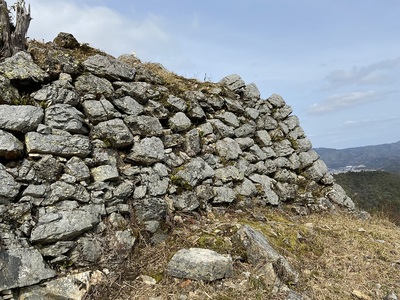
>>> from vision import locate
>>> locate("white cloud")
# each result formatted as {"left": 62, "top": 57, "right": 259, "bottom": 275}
{"left": 27, "top": 0, "right": 183, "bottom": 61}
{"left": 325, "top": 57, "right": 400, "bottom": 87}
{"left": 308, "top": 91, "right": 382, "bottom": 114}
{"left": 342, "top": 116, "right": 400, "bottom": 128}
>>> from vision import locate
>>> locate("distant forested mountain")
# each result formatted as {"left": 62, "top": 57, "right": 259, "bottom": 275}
{"left": 334, "top": 171, "right": 400, "bottom": 224}
{"left": 315, "top": 141, "right": 400, "bottom": 173}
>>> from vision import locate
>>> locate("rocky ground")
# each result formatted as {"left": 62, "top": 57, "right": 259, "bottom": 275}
{"left": 84, "top": 206, "right": 400, "bottom": 300}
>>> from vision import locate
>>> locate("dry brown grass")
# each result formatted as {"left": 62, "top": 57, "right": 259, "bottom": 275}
{"left": 141, "top": 62, "right": 237, "bottom": 100}
{"left": 84, "top": 207, "right": 400, "bottom": 300}
{"left": 298, "top": 212, "right": 400, "bottom": 299}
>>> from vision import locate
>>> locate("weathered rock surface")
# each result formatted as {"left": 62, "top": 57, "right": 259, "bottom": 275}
{"left": 174, "top": 158, "right": 215, "bottom": 187}
{"left": 53, "top": 32, "right": 80, "bottom": 49}
{"left": 30, "top": 208, "right": 101, "bottom": 244}
{"left": 219, "top": 74, "right": 246, "bottom": 93}
{"left": 0, "top": 75, "right": 20, "bottom": 104}
{"left": 112, "top": 96, "right": 144, "bottom": 116}
{"left": 0, "top": 130, "right": 24, "bottom": 159}
{"left": 91, "top": 118, "right": 134, "bottom": 148}
{"left": 127, "top": 137, "right": 165, "bottom": 164}
{"left": 0, "top": 248, "right": 56, "bottom": 291}
{"left": 75, "top": 73, "right": 114, "bottom": 98}
{"left": 45, "top": 103, "right": 87, "bottom": 134}
{"left": 82, "top": 99, "right": 121, "bottom": 124}
{"left": 0, "top": 105, "right": 44, "bottom": 133}
{"left": 0, "top": 164, "right": 21, "bottom": 203}
{"left": 83, "top": 54, "right": 135, "bottom": 81}
{"left": 0, "top": 52, "right": 49, "bottom": 84}
{"left": 114, "top": 81, "right": 160, "bottom": 104}
{"left": 91, "top": 164, "right": 119, "bottom": 182}
{"left": 64, "top": 157, "right": 91, "bottom": 182}
{"left": 125, "top": 115, "right": 163, "bottom": 136}
{"left": 31, "top": 77, "right": 80, "bottom": 106}
{"left": 18, "top": 271, "right": 95, "bottom": 300}
{"left": 169, "top": 112, "right": 192, "bottom": 132}
{"left": 167, "top": 248, "right": 233, "bottom": 281}
{"left": 235, "top": 225, "right": 299, "bottom": 285}
{"left": 25, "top": 132, "right": 91, "bottom": 158}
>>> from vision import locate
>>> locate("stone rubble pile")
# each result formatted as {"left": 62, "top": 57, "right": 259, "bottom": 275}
{"left": 0, "top": 33, "right": 354, "bottom": 298}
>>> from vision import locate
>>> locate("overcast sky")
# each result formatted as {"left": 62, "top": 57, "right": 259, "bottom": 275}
{"left": 25, "top": 0, "right": 400, "bottom": 149}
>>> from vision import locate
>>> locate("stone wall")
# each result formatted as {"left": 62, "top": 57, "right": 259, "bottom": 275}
{"left": 0, "top": 33, "right": 354, "bottom": 296}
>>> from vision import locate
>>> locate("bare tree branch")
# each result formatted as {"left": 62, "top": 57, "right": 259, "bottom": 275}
{"left": 0, "top": 0, "right": 31, "bottom": 58}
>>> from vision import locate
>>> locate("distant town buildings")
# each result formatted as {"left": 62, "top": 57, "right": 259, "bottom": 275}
{"left": 328, "top": 165, "right": 378, "bottom": 174}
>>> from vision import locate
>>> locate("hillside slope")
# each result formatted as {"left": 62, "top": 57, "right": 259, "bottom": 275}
{"left": 334, "top": 171, "right": 400, "bottom": 224}
{"left": 85, "top": 206, "right": 400, "bottom": 300}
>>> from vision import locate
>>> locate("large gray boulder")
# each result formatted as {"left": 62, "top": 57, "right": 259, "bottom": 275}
{"left": 267, "top": 94, "right": 286, "bottom": 108}
{"left": 113, "top": 81, "right": 160, "bottom": 104}
{"left": 174, "top": 158, "right": 215, "bottom": 187}
{"left": 235, "top": 225, "right": 299, "bottom": 285}
{"left": 243, "top": 82, "right": 261, "bottom": 100}
{"left": 53, "top": 32, "right": 80, "bottom": 48}
{"left": 25, "top": 132, "right": 91, "bottom": 158}
{"left": 33, "top": 155, "right": 63, "bottom": 183}
{"left": 215, "top": 165, "right": 244, "bottom": 183}
{"left": 216, "top": 137, "right": 242, "bottom": 160}
{"left": 125, "top": 115, "right": 163, "bottom": 136}
{"left": 169, "top": 112, "right": 192, "bottom": 132}
{"left": 0, "top": 75, "right": 20, "bottom": 104}
{"left": 0, "top": 164, "right": 21, "bottom": 203}
{"left": 126, "top": 137, "right": 165, "bottom": 165}
{"left": 0, "top": 129, "right": 24, "bottom": 159}
{"left": 166, "top": 95, "right": 188, "bottom": 112}
{"left": 326, "top": 183, "right": 355, "bottom": 210}
{"left": 91, "top": 118, "right": 134, "bottom": 148}
{"left": 82, "top": 99, "right": 120, "bottom": 124}
{"left": 184, "top": 128, "right": 201, "bottom": 157}
{"left": 0, "top": 105, "right": 44, "bottom": 133}
{"left": 31, "top": 78, "right": 80, "bottom": 106}
{"left": 171, "top": 191, "right": 200, "bottom": 211}
{"left": 45, "top": 104, "right": 87, "bottom": 134}
{"left": 209, "top": 119, "right": 235, "bottom": 138}
{"left": 75, "top": 73, "right": 114, "bottom": 98}
{"left": 249, "top": 173, "right": 279, "bottom": 205}
{"left": 141, "top": 164, "right": 170, "bottom": 196}
{"left": 91, "top": 164, "right": 119, "bottom": 182}
{"left": 64, "top": 157, "right": 91, "bottom": 182}
{"left": 216, "top": 111, "right": 240, "bottom": 128}
{"left": 30, "top": 208, "right": 101, "bottom": 244}
{"left": 0, "top": 52, "right": 49, "bottom": 83}
{"left": 112, "top": 96, "right": 144, "bottom": 116}
{"left": 133, "top": 197, "right": 167, "bottom": 222}
{"left": 0, "top": 248, "right": 56, "bottom": 291}
{"left": 44, "top": 181, "right": 78, "bottom": 205}
{"left": 18, "top": 271, "right": 92, "bottom": 300}
{"left": 255, "top": 130, "right": 272, "bottom": 147}
{"left": 273, "top": 139, "right": 294, "bottom": 157}
{"left": 303, "top": 159, "right": 328, "bottom": 182}
{"left": 83, "top": 54, "right": 135, "bottom": 81}
{"left": 212, "top": 186, "right": 236, "bottom": 203}
{"left": 167, "top": 248, "right": 233, "bottom": 281}
{"left": 219, "top": 74, "right": 246, "bottom": 93}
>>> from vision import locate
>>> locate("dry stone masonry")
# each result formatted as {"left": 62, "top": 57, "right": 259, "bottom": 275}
{"left": 0, "top": 33, "right": 354, "bottom": 298}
